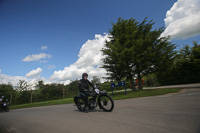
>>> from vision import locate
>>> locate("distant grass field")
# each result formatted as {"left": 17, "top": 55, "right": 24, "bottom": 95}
{"left": 10, "top": 88, "right": 180, "bottom": 110}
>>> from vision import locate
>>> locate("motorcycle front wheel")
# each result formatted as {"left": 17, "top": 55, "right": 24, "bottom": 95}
{"left": 98, "top": 95, "right": 114, "bottom": 112}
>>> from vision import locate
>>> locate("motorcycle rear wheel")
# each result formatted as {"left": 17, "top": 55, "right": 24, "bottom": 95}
{"left": 4, "top": 106, "right": 9, "bottom": 112}
{"left": 76, "top": 97, "right": 86, "bottom": 111}
{"left": 99, "top": 95, "right": 114, "bottom": 112}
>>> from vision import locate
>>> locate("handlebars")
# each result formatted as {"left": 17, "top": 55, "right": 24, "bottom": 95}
{"left": 84, "top": 88, "right": 101, "bottom": 95}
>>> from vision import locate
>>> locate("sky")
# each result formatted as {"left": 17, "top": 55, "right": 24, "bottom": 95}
{"left": 0, "top": 0, "right": 200, "bottom": 86}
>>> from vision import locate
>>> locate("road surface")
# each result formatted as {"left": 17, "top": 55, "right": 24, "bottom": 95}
{"left": 0, "top": 87, "right": 200, "bottom": 133}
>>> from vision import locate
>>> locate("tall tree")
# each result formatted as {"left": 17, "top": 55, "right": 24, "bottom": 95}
{"left": 102, "top": 17, "right": 176, "bottom": 90}
{"left": 16, "top": 80, "right": 31, "bottom": 104}
{"left": 16, "top": 80, "right": 29, "bottom": 92}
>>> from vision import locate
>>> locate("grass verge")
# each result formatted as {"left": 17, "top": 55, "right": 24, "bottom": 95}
{"left": 10, "top": 88, "right": 180, "bottom": 110}
{"left": 111, "top": 88, "right": 180, "bottom": 100}
{"left": 10, "top": 98, "right": 74, "bottom": 110}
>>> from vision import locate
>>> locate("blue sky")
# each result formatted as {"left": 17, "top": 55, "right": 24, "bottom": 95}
{"left": 0, "top": 0, "right": 200, "bottom": 85}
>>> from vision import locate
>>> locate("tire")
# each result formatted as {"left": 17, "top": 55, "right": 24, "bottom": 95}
{"left": 98, "top": 95, "right": 114, "bottom": 112}
{"left": 76, "top": 97, "right": 86, "bottom": 111}
{"left": 4, "top": 106, "right": 9, "bottom": 112}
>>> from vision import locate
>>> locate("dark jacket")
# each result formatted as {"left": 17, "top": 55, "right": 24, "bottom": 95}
{"left": 79, "top": 79, "right": 95, "bottom": 92}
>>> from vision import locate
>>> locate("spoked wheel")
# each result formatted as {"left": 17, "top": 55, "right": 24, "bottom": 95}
{"left": 99, "top": 95, "right": 114, "bottom": 112}
{"left": 76, "top": 97, "right": 86, "bottom": 111}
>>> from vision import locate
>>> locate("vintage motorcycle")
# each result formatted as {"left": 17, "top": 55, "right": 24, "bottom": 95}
{"left": 74, "top": 88, "right": 114, "bottom": 112}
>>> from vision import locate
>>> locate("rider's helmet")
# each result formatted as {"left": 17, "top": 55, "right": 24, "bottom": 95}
{"left": 82, "top": 73, "right": 88, "bottom": 79}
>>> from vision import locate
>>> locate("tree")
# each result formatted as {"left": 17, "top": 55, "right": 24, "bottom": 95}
{"left": 68, "top": 80, "right": 79, "bottom": 94}
{"left": 35, "top": 80, "right": 44, "bottom": 90}
{"left": 16, "top": 80, "right": 32, "bottom": 104}
{"left": 102, "top": 17, "right": 176, "bottom": 90}
{"left": 170, "top": 41, "right": 200, "bottom": 84}
{"left": 91, "top": 76, "right": 101, "bottom": 86}
{"left": 16, "top": 80, "right": 29, "bottom": 92}
{"left": 0, "top": 83, "right": 17, "bottom": 105}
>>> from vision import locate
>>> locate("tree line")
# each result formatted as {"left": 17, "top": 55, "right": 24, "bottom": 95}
{"left": 0, "top": 80, "right": 79, "bottom": 106}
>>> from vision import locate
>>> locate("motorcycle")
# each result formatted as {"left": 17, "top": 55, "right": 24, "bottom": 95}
{"left": 0, "top": 102, "right": 9, "bottom": 112}
{"left": 74, "top": 88, "right": 114, "bottom": 112}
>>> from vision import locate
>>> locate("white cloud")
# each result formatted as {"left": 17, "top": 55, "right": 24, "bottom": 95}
{"left": 0, "top": 68, "right": 69, "bottom": 87}
{"left": 41, "top": 46, "right": 47, "bottom": 50}
{"left": 50, "top": 33, "right": 110, "bottom": 82}
{"left": 46, "top": 65, "right": 56, "bottom": 70}
{"left": 26, "top": 68, "right": 42, "bottom": 79}
{"left": 22, "top": 53, "right": 52, "bottom": 62}
{"left": 161, "top": 0, "right": 200, "bottom": 39}
{"left": 0, "top": 70, "right": 28, "bottom": 86}
{"left": 1, "top": 34, "right": 110, "bottom": 86}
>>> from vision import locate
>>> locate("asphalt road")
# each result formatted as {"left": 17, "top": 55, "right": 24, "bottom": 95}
{"left": 0, "top": 88, "right": 200, "bottom": 133}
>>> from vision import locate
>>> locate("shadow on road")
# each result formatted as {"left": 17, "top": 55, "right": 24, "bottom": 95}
{"left": 73, "top": 109, "right": 106, "bottom": 113}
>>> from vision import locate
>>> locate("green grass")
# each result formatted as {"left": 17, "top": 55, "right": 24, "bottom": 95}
{"left": 111, "top": 88, "right": 180, "bottom": 100}
{"left": 10, "top": 88, "right": 180, "bottom": 110}
{"left": 10, "top": 98, "right": 74, "bottom": 110}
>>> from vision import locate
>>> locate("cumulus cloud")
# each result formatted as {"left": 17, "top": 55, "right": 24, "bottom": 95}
{"left": 0, "top": 68, "right": 70, "bottom": 87}
{"left": 26, "top": 68, "right": 42, "bottom": 78}
{"left": 1, "top": 34, "right": 110, "bottom": 86}
{"left": 22, "top": 53, "right": 52, "bottom": 62}
{"left": 41, "top": 46, "right": 47, "bottom": 50}
{"left": 50, "top": 33, "right": 110, "bottom": 81}
{"left": 161, "top": 0, "right": 200, "bottom": 39}
{"left": 0, "top": 70, "right": 28, "bottom": 86}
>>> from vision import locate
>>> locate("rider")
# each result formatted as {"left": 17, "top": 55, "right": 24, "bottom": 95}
{"left": 79, "top": 73, "right": 95, "bottom": 111}
{"left": 1, "top": 96, "right": 5, "bottom": 103}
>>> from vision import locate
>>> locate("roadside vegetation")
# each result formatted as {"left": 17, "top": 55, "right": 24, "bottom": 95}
{"left": 10, "top": 88, "right": 180, "bottom": 110}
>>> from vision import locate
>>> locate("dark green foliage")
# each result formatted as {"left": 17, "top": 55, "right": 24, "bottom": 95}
{"left": 66, "top": 80, "right": 79, "bottom": 97}
{"left": 158, "top": 41, "right": 200, "bottom": 85}
{"left": 143, "top": 74, "right": 159, "bottom": 87}
{"left": 0, "top": 84, "right": 18, "bottom": 105}
{"left": 0, "top": 84, "right": 13, "bottom": 98}
{"left": 102, "top": 17, "right": 176, "bottom": 89}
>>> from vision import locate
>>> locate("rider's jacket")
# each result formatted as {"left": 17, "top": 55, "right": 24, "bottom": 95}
{"left": 79, "top": 79, "right": 95, "bottom": 92}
